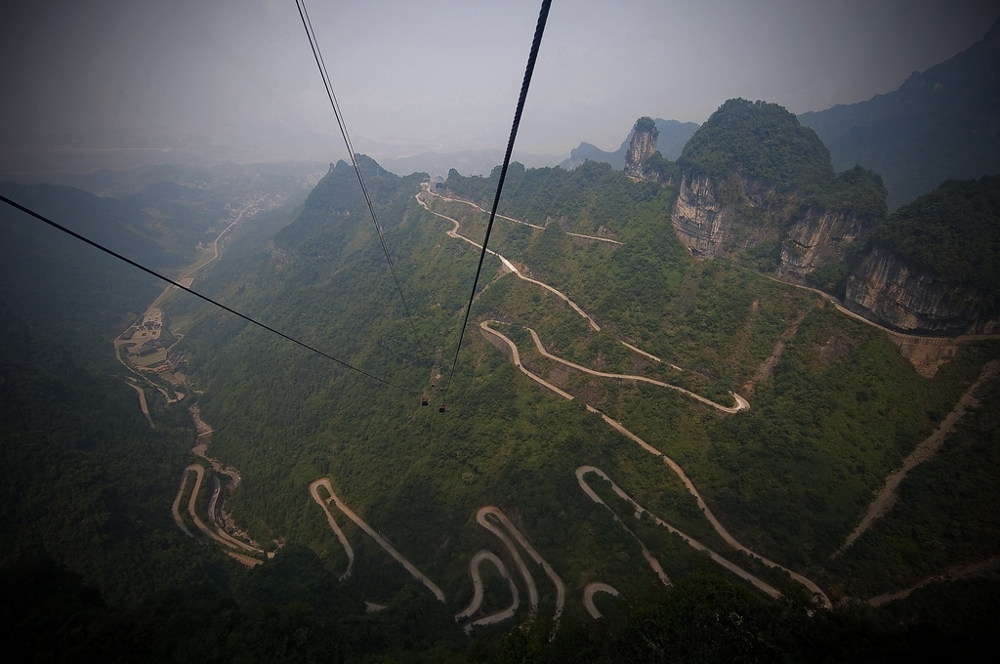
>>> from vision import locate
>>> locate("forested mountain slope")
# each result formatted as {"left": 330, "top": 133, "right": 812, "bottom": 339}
{"left": 139, "top": 151, "right": 1000, "bottom": 657}
{"left": 662, "top": 99, "right": 887, "bottom": 294}
{"left": 4, "top": 148, "right": 1000, "bottom": 660}
{"left": 0, "top": 184, "right": 202, "bottom": 603}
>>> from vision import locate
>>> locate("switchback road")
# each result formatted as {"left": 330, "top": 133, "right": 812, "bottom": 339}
{"left": 310, "top": 477, "right": 446, "bottom": 602}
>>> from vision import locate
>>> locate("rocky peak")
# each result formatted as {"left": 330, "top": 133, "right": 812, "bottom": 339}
{"left": 623, "top": 117, "right": 658, "bottom": 179}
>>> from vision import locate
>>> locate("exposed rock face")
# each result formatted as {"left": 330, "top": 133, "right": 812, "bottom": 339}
{"left": 845, "top": 246, "right": 999, "bottom": 335}
{"left": 671, "top": 174, "right": 745, "bottom": 257}
{"left": 671, "top": 171, "right": 874, "bottom": 283}
{"left": 624, "top": 117, "right": 659, "bottom": 179}
{"left": 777, "top": 210, "right": 872, "bottom": 281}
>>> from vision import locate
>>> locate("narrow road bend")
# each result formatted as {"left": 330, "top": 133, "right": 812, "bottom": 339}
{"left": 583, "top": 583, "right": 620, "bottom": 619}
{"left": 454, "top": 551, "right": 520, "bottom": 632}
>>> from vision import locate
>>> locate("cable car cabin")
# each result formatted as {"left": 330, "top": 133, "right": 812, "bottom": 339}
{"left": 421, "top": 398, "right": 428, "bottom": 406}
{"left": 438, "top": 405, "right": 446, "bottom": 413}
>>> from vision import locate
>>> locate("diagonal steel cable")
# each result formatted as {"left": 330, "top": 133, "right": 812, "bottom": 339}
{"left": 0, "top": 193, "right": 414, "bottom": 393}
{"left": 295, "top": 0, "right": 430, "bottom": 366}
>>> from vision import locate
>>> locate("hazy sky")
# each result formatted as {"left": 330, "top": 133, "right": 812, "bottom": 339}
{"left": 1, "top": 0, "right": 997, "bottom": 164}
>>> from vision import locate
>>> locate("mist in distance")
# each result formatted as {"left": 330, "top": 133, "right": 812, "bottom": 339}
{"left": 1, "top": 0, "right": 997, "bottom": 172}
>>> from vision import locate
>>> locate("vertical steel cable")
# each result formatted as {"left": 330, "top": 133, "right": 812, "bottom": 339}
{"left": 445, "top": 0, "right": 553, "bottom": 395}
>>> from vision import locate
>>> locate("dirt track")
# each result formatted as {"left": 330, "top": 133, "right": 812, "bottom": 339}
{"left": 835, "top": 359, "right": 1000, "bottom": 557}
{"left": 868, "top": 556, "right": 1000, "bottom": 606}
{"left": 583, "top": 583, "right": 620, "bottom": 619}
{"left": 310, "top": 478, "right": 445, "bottom": 602}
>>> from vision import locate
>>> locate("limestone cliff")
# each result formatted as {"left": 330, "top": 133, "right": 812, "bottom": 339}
{"left": 777, "top": 209, "right": 872, "bottom": 282}
{"left": 844, "top": 246, "right": 999, "bottom": 335}
{"left": 623, "top": 117, "right": 659, "bottom": 180}
{"left": 670, "top": 100, "right": 880, "bottom": 283}
{"left": 671, "top": 174, "right": 754, "bottom": 257}
{"left": 670, "top": 172, "right": 872, "bottom": 284}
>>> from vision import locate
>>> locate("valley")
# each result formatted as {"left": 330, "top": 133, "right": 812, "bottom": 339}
{"left": 139, "top": 159, "right": 993, "bottom": 638}
{"left": 3, "top": 90, "right": 999, "bottom": 662}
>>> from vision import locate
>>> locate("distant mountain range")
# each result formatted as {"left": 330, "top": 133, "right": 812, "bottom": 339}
{"left": 378, "top": 149, "right": 563, "bottom": 179}
{"left": 799, "top": 18, "right": 1000, "bottom": 209}
{"left": 375, "top": 119, "right": 700, "bottom": 179}
{"left": 402, "top": 17, "right": 999, "bottom": 210}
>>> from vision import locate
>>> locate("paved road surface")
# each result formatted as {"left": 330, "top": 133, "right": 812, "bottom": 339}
{"left": 454, "top": 550, "right": 520, "bottom": 632}
{"left": 578, "top": 466, "right": 783, "bottom": 600}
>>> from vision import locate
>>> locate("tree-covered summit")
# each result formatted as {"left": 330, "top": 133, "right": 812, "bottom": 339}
{"left": 678, "top": 98, "right": 836, "bottom": 195}
{"left": 871, "top": 173, "right": 1000, "bottom": 299}
{"left": 633, "top": 116, "right": 656, "bottom": 134}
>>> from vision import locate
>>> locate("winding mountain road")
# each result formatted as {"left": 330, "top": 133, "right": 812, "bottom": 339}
{"left": 428, "top": 187, "right": 622, "bottom": 245}
{"left": 477, "top": 320, "right": 828, "bottom": 607}
{"left": 172, "top": 464, "right": 262, "bottom": 567}
{"left": 479, "top": 320, "right": 747, "bottom": 414}
{"left": 307, "top": 479, "right": 356, "bottom": 580}
{"left": 576, "top": 468, "right": 671, "bottom": 587}
{"left": 768, "top": 277, "right": 1000, "bottom": 345}
{"left": 116, "top": 199, "right": 259, "bottom": 414}
{"left": 578, "top": 466, "right": 783, "bottom": 600}
{"left": 454, "top": 551, "right": 520, "bottom": 632}
{"left": 417, "top": 189, "right": 601, "bottom": 331}
{"left": 518, "top": 323, "right": 747, "bottom": 413}
{"left": 583, "top": 583, "right": 620, "bottom": 619}
{"left": 310, "top": 478, "right": 445, "bottom": 602}
{"left": 477, "top": 506, "right": 566, "bottom": 621}
{"left": 419, "top": 186, "right": 749, "bottom": 411}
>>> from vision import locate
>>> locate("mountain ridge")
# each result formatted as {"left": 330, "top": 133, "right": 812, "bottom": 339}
{"left": 798, "top": 17, "right": 1000, "bottom": 209}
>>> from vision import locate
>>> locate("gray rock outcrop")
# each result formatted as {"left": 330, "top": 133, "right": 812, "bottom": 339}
{"left": 624, "top": 117, "right": 659, "bottom": 180}
{"left": 844, "top": 246, "right": 999, "bottom": 335}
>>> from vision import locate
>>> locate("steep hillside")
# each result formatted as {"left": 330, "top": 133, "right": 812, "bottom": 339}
{"left": 799, "top": 18, "right": 1000, "bottom": 210}
{"left": 0, "top": 185, "right": 206, "bottom": 604}
{"left": 6, "top": 153, "right": 1000, "bottom": 659}
{"left": 0, "top": 163, "right": 318, "bottom": 605}
{"left": 0, "top": 182, "right": 197, "bottom": 273}
{"left": 168, "top": 151, "right": 994, "bottom": 627}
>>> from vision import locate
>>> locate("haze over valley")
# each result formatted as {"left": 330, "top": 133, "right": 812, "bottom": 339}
{"left": 2, "top": 2, "right": 1000, "bottom": 662}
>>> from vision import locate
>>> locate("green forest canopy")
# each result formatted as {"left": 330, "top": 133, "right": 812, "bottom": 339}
{"left": 872, "top": 173, "right": 1000, "bottom": 299}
